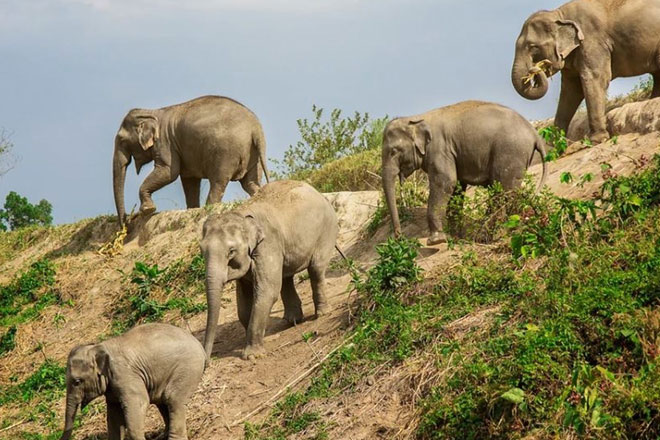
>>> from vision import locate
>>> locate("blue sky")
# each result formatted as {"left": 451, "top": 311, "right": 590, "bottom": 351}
{"left": 0, "top": 0, "right": 641, "bottom": 224}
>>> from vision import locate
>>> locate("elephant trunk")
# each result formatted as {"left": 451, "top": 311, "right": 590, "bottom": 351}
{"left": 203, "top": 261, "right": 227, "bottom": 360}
{"left": 382, "top": 163, "right": 401, "bottom": 236}
{"left": 59, "top": 393, "right": 79, "bottom": 440}
{"left": 512, "top": 53, "right": 549, "bottom": 101}
{"left": 112, "top": 137, "right": 130, "bottom": 228}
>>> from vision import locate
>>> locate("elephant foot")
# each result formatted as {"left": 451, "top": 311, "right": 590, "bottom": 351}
{"left": 140, "top": 200, "right": 157, "bottom": 215}
{"left": 590, "top": 130, "right": 610, "bottom": 145}
{"left": 242, "top": 344, "right": 266, "bottom": 361}
{"left": 314, "top": 303, "right": 331, "bottom": 318}
{"left": 283, "top": 308, "right": 304, "bottom": 325}
{"left": 427, "top": 232, "right": 447, "bottom": 246}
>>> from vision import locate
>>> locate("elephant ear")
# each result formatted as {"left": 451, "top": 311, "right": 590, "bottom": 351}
{"left": 137, "top": 116, "right": 159, "bottom": 151}
{"left": 555, "top": 19, "right": 584, "bottom": 60}
{"left": 408, "top": 120, "right": 432, "bottom": 156}
{"left": 245, "top": 214, "right": 265, "bottom": 258}
{"left": 91, "top": 345, "right": 110, "bottom": 381}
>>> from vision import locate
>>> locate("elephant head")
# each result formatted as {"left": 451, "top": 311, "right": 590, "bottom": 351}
{"left": 60, "top": 344, "right": 110, "bottom": 440}
{"left": 381, "top": 118, "right": 431, "bottom": 236}
{"left": 113, "top": 109, "right": 160, "bottom": 227}
{"left": 200, "top": 212, "right": 264, "bottom": 358}
{"left": 512, "top": 10, "right": 584, "bottom": 100}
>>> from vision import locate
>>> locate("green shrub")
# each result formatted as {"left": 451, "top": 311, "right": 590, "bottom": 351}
{"left": 272, "top": 105, "right": 388, "bottom": 181}
{"left": 113, "top": 256, "right": 207, "bottom": 332}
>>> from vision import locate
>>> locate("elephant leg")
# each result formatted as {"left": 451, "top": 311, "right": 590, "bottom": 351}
{"left": 426, "top": 168, "right": 456, "bottom": 246}
{"left": 157, "top": 403, "right": 170, "bottom": 437}
{"left": 107, "top": 401, "right": 125, "bottom": 440}
{"left": 239, "top": 176, "right": 260, "bottom": 197}
{"left": 121, "top": 397, "right": 148, "bottom": 440}
{"left": 580, "top": 62, "right": 612, "bottom": 144}
{"left": 206, "top": 178, "right": 230, "bottom": 205}
{"left": 309, "top": 264, "right": 330, "bottom": 317}
{"left": 280, "top": 276, "right": 303, "bottom": 324}
{"left": 166, "top": 402, "right": 188, "bottom": 440}
{"left": 244, "top": 267, "right": 282, "bottom": 360}
{"left": 236, "top": 279, "right": 254, "bottom": 331}
{"left": 555, "top": 72, "right": 584, "bottom": 135}
{"left": 181, "top": 177, "right": 201, "bottom": 209}
{"left": 139, "top": 164, "right": 179, "bottom": 215}
{"left": 652, "top": 72, "right": 660, "bottom": 98}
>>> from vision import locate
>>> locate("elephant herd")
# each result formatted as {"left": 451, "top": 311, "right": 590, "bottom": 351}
{"left": 60, "top": 0, "right": 660, "bottom": 438}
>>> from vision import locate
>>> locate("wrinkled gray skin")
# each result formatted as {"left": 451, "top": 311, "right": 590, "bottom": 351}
{"left": 113, "top": 95, "right": 270, "bottom": 228}
{"left": 59, "top": 323, "right": 204, "bottom": 440}
{"left": 382, "top": 101, "right": 548, "bottom": 246}
{"left": 200, "top": 180, "right": 338, "bottom": 361}
{"left": 512, "top": 0, "right": 660, "bottom": 143}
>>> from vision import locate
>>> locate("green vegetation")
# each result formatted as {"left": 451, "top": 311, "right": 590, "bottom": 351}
{"left": 247, "top": 155, "right": 660, "bottom": 439}
{"left": 272, "top": 105, "right": 388, "bottom": 186}
{"left": 112, "top": 255, "right": 207, "bottom": 332}
{"left": 0, "top": 359, "right": 66, "bottom": 406}
{"left": 0, "top": 191, "right": 53, "bottom": 232}
{"left": 0, "top": 259, "right": 60, "bottom": 333}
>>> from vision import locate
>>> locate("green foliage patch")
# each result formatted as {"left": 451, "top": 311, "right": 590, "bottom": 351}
{"left": 0, "top": 191, "right": 53, "bottom": 232}
{"left": 0, "top": 259, "right": 59, "bottom": 334}
{"left": 112, "top": 255, "right": 207, "bottom": 332}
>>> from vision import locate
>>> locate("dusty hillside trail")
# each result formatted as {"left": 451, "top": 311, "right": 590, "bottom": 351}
{"left": 1, "top": 98, "right": 659, "bottom": 439}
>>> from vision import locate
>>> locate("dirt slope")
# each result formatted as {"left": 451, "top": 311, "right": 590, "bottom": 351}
{"left": 1, "top": 98, "right": 659, "bottom": 440}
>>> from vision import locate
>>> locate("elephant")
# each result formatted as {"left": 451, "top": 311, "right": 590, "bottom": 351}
{"left": 200, "top": 180, "right": 338, "bottom": 361}
{"left": 113, "top": 95, "right": 270, "bottom": 228}
{"left": 58, "top": 323, "right": 205, "bottom": 440}
{"left": 381, "top": 101, "right": 548, "bottom": 246}
{"left": 512, "top": 0, "right": 660, "bottom": 143}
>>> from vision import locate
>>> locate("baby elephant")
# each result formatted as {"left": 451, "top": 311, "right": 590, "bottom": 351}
{"left": 381, "top": 100, "right": 548, "bottom": 245}
{"left": 59, "top": 323, "right": 205, "bottom": 440}
{"left": 201, "top": 180, "right": 339, "bottom": 361}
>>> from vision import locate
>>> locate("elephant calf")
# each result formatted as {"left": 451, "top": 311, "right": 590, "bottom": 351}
{"left": 200, "top": 180, "right": 338, "bottom": 361}
{"left": 59, "top": 323, "right": 205, "bottom": 440}
{"left": 382, "top": 100, "right": 548, "bottom": 245}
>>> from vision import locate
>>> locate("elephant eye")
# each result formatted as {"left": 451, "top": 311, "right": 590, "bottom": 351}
{"left": 228, "top": 248, "right": 236, "bottom": 258}
{"left": 73, "top": 378, "right": 82, "bottom": 386}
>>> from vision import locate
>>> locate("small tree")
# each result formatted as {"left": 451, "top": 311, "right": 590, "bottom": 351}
{"left": 272, "top": 105, "right": 388, "bottom": 180}
{"left": 0, "top": 191, "right": 53, "bottom": 231}
{"left": 0, "top": 129, "right": 15, "bottom": 177}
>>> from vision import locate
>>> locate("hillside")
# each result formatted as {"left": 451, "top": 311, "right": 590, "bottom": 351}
{"left": 1, "top": 98, "right": 660, "bottom": 439}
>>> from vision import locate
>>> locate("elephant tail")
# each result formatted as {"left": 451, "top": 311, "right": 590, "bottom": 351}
{"left": 253, "top": 128, "right": 270, "bottom": 184}
{"left": 533, "top": 138, "right": 548, "bottom": 194}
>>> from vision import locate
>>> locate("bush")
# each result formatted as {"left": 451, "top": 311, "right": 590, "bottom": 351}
{"left": 272, "top": 105, "right": 388, "bottom": 181}
{"left": 0, "top": 191, "right": 53, "bottom": 231}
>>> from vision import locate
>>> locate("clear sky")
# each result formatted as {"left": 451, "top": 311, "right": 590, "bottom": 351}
{"left": 0, "top": 0, "right": 641, "bottom": 224}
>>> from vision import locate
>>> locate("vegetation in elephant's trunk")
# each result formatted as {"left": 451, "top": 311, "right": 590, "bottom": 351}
{"left": 511, "top": 53, "right": 549, "bottom": 100}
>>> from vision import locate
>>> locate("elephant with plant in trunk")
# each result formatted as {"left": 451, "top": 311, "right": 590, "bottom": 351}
{"left": 382, "top": 101, "right": 548, "bottom": 246}
{"left": 113, "top": 95, "right": 270, "bottom": 228}
{"left": 512, "top": 0, "right": 660, "bottom": 143}
{"left": 200, "top": 180, "right": 338, "bottom": 361}
{"left": 58, "top": 323, "right": 204, "bottom": 440}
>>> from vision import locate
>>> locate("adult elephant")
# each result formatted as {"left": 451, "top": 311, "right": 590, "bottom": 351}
{"left": 382, "top": 101, "right": 547, "bottom": 246}
{"left": 112, "top": 95, "right": 270, "bottom": 228}
{"left": 511, "top": 0, "right": 660, "bottom": 143}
